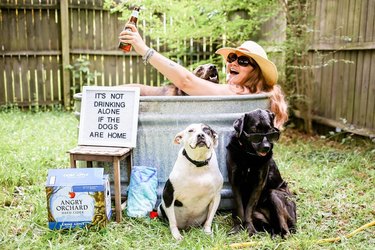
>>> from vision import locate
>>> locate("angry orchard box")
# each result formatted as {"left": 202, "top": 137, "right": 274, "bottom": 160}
{"left": 46, "top": 168, "right": 112, "bottom": 229}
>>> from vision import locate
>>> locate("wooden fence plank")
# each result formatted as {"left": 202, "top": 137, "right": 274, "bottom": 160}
{"left": 45, "top": 55, "right": 53, "bottom": 102}
{"left": 311, "top": 53, "right": 322, "bottom": 114}
{"left": 36, "top": 56, "right": 45, "bottom": 104}
{"left": 352, "top": 0, "right": 362, "bottom": 43}
{"left": 51, "top": 55, "right": 60, "bottom": 102}
{"left": 358, "top": 0, "right": 368, "bottom": 43}
{"left": 312, "top": 0, "right": 320, "bottom": 43}
{"left": 0, "top": 56, "right": 5, "bottom": 104}
{"left": 70, "top": 5, "right": 79, "bottom": 50}
{"left": 92, "top": 10, "right": 100, "bottom": 50}
{"left": 42, "top": 8, "right": 52, "bottom": 50}
{"left": 365, "top": 0, "right": 374, "bottom": 42}
{"left": 5, "top": 9, "right": 15, "bottom": 51}
{"left": 339, "top": 0, "right": 352, "bottom": 43}
{"left": 346, "top": 51, "right": 357, "bottom": 124}
{"left": 28, "top": 55, "right": 37, "bottom": 105}
{"left": 360, "top": 51, "right": 371, "bottom": 127}
{"left": 89, "top": 54, "right": 98, "bottom": 87}
{"left": 353, "top": 51, "right": 364, "bottom": 125}
{"left": 11, "top": 57, "right": 20, "bottom": 103}
{"left": 324, "top": 0, "right": 337, "bottom": 43}
{"left": 370, "top": 52, "right": 375, "bottom": 128}
{"left": 50, "top": 8, "right": 60, "bottom": 50}
{"left": 340, "top": 51, "right": 351, "bottom": 121}
{"left": 61, "top": 0, "right": 70, "bottom": 108}
{"left": 321, "top": 53, "right": 333, "bottom": 118}
{"left": 331, "top": 52, "right": 343, "bottom": 120}
{"left": 3, "top": 57, "right": 12, "bottom": 104}
{"left": 19, "top": 8, "right": 28, "bottom": 50}
{"left": 21, "top": 55, "right": 30, "bottom": 104}
{"left": 27, "top": 8, "right": 36, "bottom": 51}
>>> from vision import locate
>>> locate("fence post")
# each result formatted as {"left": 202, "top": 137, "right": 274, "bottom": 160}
{"left": 60, "top": 0, "right": 70, "bottom": 109}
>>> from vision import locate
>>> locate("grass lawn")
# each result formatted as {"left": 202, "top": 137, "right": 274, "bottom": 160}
{"left": 0, "top": 110, "right": 374, "bottom": 249}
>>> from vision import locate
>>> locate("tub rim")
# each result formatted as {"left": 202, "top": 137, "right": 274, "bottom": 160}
{"left": 73, "top": 92, "right": 270, "bottom": 102}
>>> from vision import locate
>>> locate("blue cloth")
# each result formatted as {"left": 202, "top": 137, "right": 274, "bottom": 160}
{"left": 126, "top": 165, "right": 158, "bottom": 217}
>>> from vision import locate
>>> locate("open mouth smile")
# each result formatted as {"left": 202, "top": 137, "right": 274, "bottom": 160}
{"left": 229, "top": 68, "right": 239, "bottom": 75}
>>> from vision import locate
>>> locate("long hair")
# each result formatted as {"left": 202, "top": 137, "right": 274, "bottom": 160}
{"left": 268, "top": 85, "right": 288, "bottom": 129}
{"left": 244, "top": 64, "right": 288, "bottom": 129}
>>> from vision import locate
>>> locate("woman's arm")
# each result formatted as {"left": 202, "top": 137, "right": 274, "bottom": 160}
{"left": 119, "top": 24, "right": 235, "bottom": 96}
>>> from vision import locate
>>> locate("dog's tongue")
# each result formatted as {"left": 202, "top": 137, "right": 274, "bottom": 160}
{"left": 257, "top": 151, "right": 268, "bottom": 157}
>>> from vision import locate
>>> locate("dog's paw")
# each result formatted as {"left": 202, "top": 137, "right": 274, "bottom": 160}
{"left": 171, "top": 227, "right": 183, "bottom": 241}
{"left": 203, "top": 226, "right": 212, "bottom": 235}
{"left": 245, "top": 222, "right": 257, "bottom": 237}
{"left": 228, "top": 224, "right": 242, "bottom": 235}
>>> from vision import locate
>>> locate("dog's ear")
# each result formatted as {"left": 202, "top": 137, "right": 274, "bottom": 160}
{"left": 211, "top": 128, "right": 219, "bottom": 148}
{"left": 192, "top": 65, "right": 203, "bottom": 77}
{"left": 233, "top": 114, "right": 246, "bottom": 137}
{"left": 173, "top": 131, "right": 184, "bottom": 144}
{"left": 266, "top": 110, "right": 276, "bottom": 128}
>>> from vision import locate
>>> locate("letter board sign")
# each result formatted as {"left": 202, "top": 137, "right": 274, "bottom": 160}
{"left": 78, "top": 86, "right": 140, "bottom": 147}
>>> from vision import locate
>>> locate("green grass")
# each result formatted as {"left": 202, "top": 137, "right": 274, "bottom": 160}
{"left": 0, "top": 110, "right": 374, "bottom": 249}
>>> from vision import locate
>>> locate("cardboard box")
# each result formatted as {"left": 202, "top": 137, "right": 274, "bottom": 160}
{"left": 46, "top": 168, "right": 112, "bottom": 229}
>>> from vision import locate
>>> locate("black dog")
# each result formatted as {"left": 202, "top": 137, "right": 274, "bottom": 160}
{"left": 226, "top": 109, "right": 296, "bottom": 238}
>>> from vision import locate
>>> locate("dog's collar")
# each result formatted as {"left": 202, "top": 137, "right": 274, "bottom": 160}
{"left": 182, "top": 149, "right": 212, "bottom": 167}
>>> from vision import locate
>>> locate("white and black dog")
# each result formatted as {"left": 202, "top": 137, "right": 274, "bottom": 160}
{"left": 158, "top": 123, "right": 223, "bottom": 240}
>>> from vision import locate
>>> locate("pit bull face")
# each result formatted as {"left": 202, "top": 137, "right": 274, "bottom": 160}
{"left": 233, "top": 109, "right": 279, "bottom": 157}
{"left": 174, "top": 123, "right": 218, "bottom": 153}
{"left": 192, "top": 63, "right": 219, "bottom": 83}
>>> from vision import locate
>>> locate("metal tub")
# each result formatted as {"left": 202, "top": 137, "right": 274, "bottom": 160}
{"left": 74, "top": 93, "right": 270, "bottom": 210}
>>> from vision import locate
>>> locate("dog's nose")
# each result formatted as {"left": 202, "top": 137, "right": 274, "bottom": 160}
{"left": 260, "top": 137, "right": 271, "bottom": 152}
{"left": 261, "top": 145, "right": 270, "bottom": 152}
{"left": 197, "top": 133, "right": 205, "bottom": 139}
{"left": 209, "top": 65, "right": 216, "bottom": 70}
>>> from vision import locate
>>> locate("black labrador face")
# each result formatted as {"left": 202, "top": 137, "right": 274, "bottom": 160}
{"left": 234, "top": 109, "right": 280, "bottom": 157}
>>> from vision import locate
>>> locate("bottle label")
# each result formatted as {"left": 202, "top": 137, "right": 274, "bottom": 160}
{"left": 131, "top": 10, "right": 139, "bottom": 18}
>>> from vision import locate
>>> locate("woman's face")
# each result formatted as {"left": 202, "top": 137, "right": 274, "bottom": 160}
{"left": 225, "top": 53, "right": 255, "bottom": 85}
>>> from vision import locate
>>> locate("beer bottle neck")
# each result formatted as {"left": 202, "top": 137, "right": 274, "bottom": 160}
{"left": 130, "top": 10, "right": 139, "bottom": 19}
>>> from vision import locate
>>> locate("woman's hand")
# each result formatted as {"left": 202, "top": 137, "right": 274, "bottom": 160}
{"left": 118, "top": 23, "right": 149, "bottom": 56}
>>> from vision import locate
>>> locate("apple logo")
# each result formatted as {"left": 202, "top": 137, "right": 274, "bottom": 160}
{"left": 69, "top": 192, "right": 76, "bottom": 198}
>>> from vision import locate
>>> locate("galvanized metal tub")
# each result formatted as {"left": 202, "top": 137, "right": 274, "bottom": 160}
{"left": 73, "top": 93, "right": 270, "bottom": 210}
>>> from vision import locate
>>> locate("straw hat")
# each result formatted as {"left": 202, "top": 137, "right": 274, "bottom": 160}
{"left": 216, "top": 41, "right": 278, "bottom": 86}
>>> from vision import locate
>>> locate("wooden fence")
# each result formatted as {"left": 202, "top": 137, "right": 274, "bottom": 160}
{"left": 307, "top": 0, "right": 375, "bottom": 137}
{"left": 0, "top": 0, "right": 374, "bottom": 137}
{"left": 0, "top": 0, "right": 215, "bottom": 108}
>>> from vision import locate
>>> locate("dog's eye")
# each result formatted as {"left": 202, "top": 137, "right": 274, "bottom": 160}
{"left": 203, "top": 127, "right": 212, "bottom": 136}
{"left": 188, "top": 129, "right": 194, "bottom": 133}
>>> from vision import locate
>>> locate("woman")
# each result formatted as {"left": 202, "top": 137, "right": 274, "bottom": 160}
{"left": 119, "top": 25, "right": 288, "bottom": 129}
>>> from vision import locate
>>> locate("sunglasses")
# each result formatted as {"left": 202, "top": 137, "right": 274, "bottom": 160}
{"left": 242, "top": 130, "right": 280, "bottom": 144}
{"left": 226, "top": 53, "right": 256, "bottom": 67}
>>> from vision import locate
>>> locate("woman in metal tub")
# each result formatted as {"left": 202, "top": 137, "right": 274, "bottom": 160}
{"left": 119, "top": 25, "right": 288, "bottom": 129}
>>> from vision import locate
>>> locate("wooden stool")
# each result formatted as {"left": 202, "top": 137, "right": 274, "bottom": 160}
{"left": 68, "top": 146, "right": 133, "bottom": 223}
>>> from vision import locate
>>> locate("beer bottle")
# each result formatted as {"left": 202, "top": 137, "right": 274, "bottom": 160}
{"left": 119, "top": 6, "right": 140, "bottom": 52}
